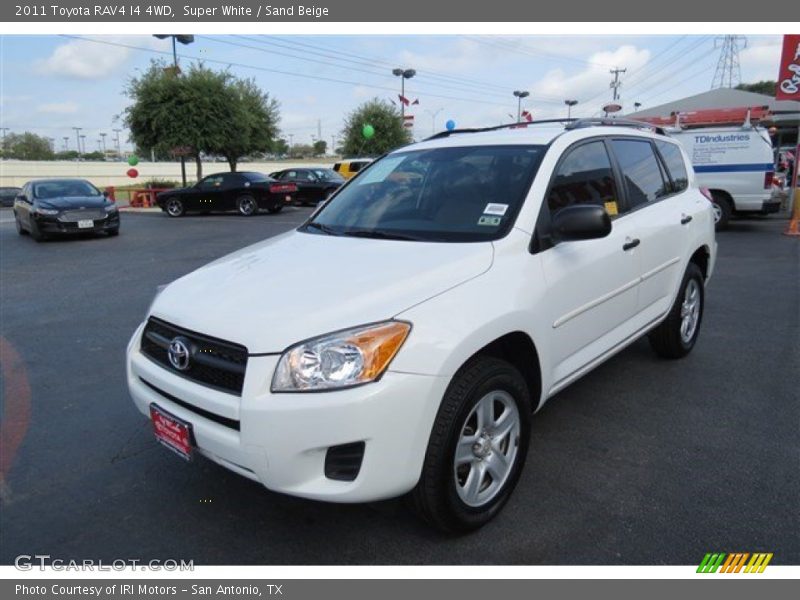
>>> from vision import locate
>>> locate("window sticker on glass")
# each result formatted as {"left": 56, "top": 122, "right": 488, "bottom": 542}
{"left": 483, "top": 203, "right": 508, "bottom": 216}
{"left": 356, "top": 156, "right": 407, "bottom": 185}
{"left": 478, "top": 215, "right": 502, "bottom": 226}
{"left": 604, "top": 200, "right": 619, "bottom": 216}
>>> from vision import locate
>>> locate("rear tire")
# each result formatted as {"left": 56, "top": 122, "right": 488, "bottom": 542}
{"left": 237, "top": 195, "right": 257, "bottom": 216}
{"left": 410, "top": 356, "right": 531, "bottom": 533}
{"left": 648, "top": 262, "right": 704, "bottom": 359}
{"left": 710, "top": 192, "right": 732, "bottom": 231}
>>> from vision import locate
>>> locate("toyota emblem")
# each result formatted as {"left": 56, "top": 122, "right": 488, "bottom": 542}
{"left": 168, "top": 337, "right": 191, "bottom": 371}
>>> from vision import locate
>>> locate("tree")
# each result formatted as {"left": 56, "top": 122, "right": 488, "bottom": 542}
{"left": 124, "top": 60, "right": 280, "bottom": 179}
{"left": 272, "top": 138, "right": 289, "bottom": 156}
{"left": 209, "top": 78, "right": 280, "bottom": 172}
{"left": 312, "top": 139, "right": 328, "bottom": 156}
{"left": 341, "top": 98, "right": 412, "bottom": 157}
{"left": 1, "top": 132, "right": 55, "bottom": 160}
{"left": 289, "top": 143, "right": 314, "bottom": 158}
{"left": 736, "top": 81, "right": 777, "bottom": 96}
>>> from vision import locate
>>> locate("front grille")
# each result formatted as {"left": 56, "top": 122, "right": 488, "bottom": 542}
{"left": 60, "top": 209, "right": 106, "bottom": 221}
{"left": 140, "top": 317, "right": 248, "bottom": 395}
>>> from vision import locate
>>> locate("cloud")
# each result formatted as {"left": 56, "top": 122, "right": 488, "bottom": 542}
{"left": 35, "top": 36, "right": 165, "bottom": 80}
{"left": 36, "top": 102, "right": 79, "bottom": 114}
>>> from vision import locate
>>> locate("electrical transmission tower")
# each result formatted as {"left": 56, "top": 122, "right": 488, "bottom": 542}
{"left": 711, "top": 35, "right": 747, "bottom": 89}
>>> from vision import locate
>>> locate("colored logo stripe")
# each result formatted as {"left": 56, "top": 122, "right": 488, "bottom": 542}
{"left": 693, "top": 162, "right": 773, "bottom": 173}
{"left": 697, "top": 553, "right": 726, "bottom": 573}
{"left": 697, "top": 552, "right": 773, "bottom": 573}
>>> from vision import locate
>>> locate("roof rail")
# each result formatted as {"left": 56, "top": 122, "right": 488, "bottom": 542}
{"left": 424, "top": 118, "right": 577, "bottom": 141}
{"left": 566, "top": 118, "right": 668, "bottom": 136}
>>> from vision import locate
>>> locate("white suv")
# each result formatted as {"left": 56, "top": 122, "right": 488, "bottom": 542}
{"left": 126, "top": 119, "right": 716, "bottom": 532}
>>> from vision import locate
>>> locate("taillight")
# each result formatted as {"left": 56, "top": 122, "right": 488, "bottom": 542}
{"left": 700, "top": 187, "right": 713, "bottom": 202}
{"left": 764, "top": 171, "right": 775, "bottom": 189}
{"left": 270, "top": 183, "right": 297, "bottom": 193}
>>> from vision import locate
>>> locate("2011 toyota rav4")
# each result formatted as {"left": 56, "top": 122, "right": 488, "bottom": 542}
{"left": 126, "top": 119, "right": 716, "bottom": 532}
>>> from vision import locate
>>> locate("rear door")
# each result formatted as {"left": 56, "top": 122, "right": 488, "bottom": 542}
{"left": 538, "top": 138, "right": 642, "bottom": 390}
{"left": 608, "top": 138, "right": 686, "bottom": 322}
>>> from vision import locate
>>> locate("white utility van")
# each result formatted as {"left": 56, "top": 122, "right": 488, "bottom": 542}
{"left": 668, "top": 126, "right": 777, "bottom": 229}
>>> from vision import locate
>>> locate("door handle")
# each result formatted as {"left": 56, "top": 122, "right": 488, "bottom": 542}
{"left": 681, "top": 214, "right": 693, "bottom": 225}
{"left": 622, "top": 238, "right": 640, "bottom": 251}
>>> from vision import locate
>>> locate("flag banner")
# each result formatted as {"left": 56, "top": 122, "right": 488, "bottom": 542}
{"left": 776, "top": 34, "right": 800, "bottom": 102}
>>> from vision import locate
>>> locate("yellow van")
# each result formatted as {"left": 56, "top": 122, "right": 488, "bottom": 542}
{"left": 333, "top": 158, "right": 373, "bottom": 179}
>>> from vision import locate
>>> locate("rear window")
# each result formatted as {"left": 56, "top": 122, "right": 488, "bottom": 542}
{"left": 610, "top": 139, "right": 669, "bottom": 210}
{"left": 350, "top": 162, "right": 364, "bottom": 173}
{"left": 655, "top": 141, "right": 689, "bottom": 193}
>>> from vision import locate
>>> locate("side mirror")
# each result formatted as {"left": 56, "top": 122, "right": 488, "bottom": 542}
{"left": 15, "top": 194, "right": 26, "bottom": 203}
{"left": 551, "top": 204, "right": 611, "bottom": 243}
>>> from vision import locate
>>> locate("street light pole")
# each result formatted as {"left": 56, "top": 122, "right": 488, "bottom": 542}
{"left": 99, "top": 132, "right": 107, "bottom": 154}
{"left": 513, "top": 90, "right": 530, "bottom": 122}
{"left": 72, "top": 127, "right": 82, "bottom": 160}
{"left": 392, "top": 68, "right": 416, "bottom": 122}
{"left": 426, "top": 108, "right": 444, "bottom": 134}
{"left": 79, "top": 135, "right": 86, "bottom": 156}
{"left": 153, "top": 34, "right": 195, "bottom": 185}
{"left": 113, "top": 128, "right": 122, "bottom": 157}
{"left": 564, "top": 99, "right": 578, "bottom": 119}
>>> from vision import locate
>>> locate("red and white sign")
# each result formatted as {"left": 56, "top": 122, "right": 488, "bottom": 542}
{"left": 776, "top": 34, "right": 800, "bottom": 101}
{"left": 403, "top": 114, "right": 415, "bottom": 129}
{"left": 150, "top": 404, "right": 193, "bottom": 460}
{"left": 603, "top": 103, "right": 623, "bottom": 114}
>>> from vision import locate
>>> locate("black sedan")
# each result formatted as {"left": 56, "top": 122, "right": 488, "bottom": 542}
{"left": 156, "top": 171, "right": 297, "bottom": 218}
{"left": 14, "top": 179, "right": 120, "bottom": 242}
{"left": 1, "top": 186, "right": 21, "bottom": 207}
{"left": 268, "top": 168, "right": 345, "bottom": 205}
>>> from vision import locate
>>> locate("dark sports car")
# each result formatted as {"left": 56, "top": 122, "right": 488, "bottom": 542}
{"left": 268, "top": 168, "right": 345, "bottom": 205}
{"left": 155, "top": 171, "right": 298, "bottom": 218}
{"left": 14, "top": 178, "right": 120, "bottom": 242}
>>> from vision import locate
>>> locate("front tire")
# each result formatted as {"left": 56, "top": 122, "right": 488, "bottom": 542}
{"left": 648, "top": 262, "right": 704, "bottom": 359}
{"left": 15, "top": 213, "right": 27, "bottom": 236}
{"left": 710, "top": 192, "right": 732, "bottom": 231}
{"left": 29, "top": 219, "right": 46, "bottom": 242}
{"left": 237, "top": 195, "right": 257, "bottom": 216}
{"left": 411, "top": 356, "right": 531, "bottom": 533}
{"left": 165, "top": 198, "right": 185, "bottom": 218}
{"left": 107, "top": 227, "right": 119, "bottom": 237}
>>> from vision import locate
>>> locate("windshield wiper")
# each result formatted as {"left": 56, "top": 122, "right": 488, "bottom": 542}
{"left": 341, "top": 229, "right": 426, "bottom": 241}
{"left": 303, "top": 222, "right": 341, "bottom": 236}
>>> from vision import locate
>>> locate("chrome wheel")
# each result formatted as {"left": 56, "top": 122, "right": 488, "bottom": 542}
{"left": 238, "top": 196, "right": 256, "bottom": 216}
{"left": 454, "top": 390, "right": 521, "bottom": 507}
{"left": 711, "top": 202, "right": 722, "bottom": 223}
{"left": 166, "top": 199, "right": 184, "bottom": 217}
{"left": 680, "top": 279, "right": 701, "bottom": 343}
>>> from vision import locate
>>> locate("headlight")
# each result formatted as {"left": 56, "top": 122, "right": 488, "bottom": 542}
{"left": 104, "top": 203, "right": 118, "bottom": 212}
{"left": 271, "top": 321, "right": 411, "bottom": 392}
{"left": 36, "top": 208, "right": 59, "bottom": 215}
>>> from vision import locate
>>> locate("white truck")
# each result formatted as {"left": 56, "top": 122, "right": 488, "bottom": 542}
{"left": 666, "top": 125, "right": 778, "bottom": 229}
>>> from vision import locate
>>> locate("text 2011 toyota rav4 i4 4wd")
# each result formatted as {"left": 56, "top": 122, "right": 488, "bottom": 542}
{"left": 127, "top": 119, "right": 716, "bottom": 532}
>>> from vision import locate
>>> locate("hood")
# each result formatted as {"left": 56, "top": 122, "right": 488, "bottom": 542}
{"left": 150, "top": 230, "right": 494, "bottom": 353}
{"left": 38, "top": 196, "right": 107, "bottom": 210}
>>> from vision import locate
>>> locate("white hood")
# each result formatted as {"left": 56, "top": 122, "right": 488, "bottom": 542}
{"left": 150, "top": 230, "right": 494, "bottom": 353}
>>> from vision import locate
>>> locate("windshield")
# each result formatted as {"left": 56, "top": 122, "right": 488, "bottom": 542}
{"left": 314, "top": 169, "right": 344, "bottom": 181}
{"left": 33, "top": 180, "right": 101, "bottom": 199}
{"left": 303, "top": 145, "right": 544, "bottom": 242}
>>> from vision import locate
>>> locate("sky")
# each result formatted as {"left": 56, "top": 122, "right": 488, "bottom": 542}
{"left": 0, "top": 34, "right": 785, "bottom": 153}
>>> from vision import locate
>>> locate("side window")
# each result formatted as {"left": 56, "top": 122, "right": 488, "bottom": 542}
{"left": 610, "top": 139, "right": 669, "bottom": 210}
{"left": 282, "top": 171, "right": 297, "bottom": 181}
{"left": 548, "top": 141, "right": 620, "bottom": 217}
{"left": 655, "top": 140, "right": 689, "bottom": 193}
{"left": 350, "top": 162, "right": 363, "bottom": 173}
{"left": 199, "top": 175, "right": 223, "bottom": 189}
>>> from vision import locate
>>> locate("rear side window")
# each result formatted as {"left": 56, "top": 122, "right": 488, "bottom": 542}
{"left": 655, "top": 140, "right": 689, "bottom": 193}
{"left": 350, "top": 162, "right": 363, "bottom": 173}
{"left": 548, "top": 141, "right": 620, "bottom": 217}
{"left": 610, "top": 139, "right": 669, "bottom": 210}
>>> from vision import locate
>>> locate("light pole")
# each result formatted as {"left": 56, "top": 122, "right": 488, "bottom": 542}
{"left": 392, "top": 68, "right": 416, "bottom": 121}
{"left": 426, "top": 108, "right": 444, "bottom": 134}
{"left": 79, "top": 135, "right": 86, "bottom": 156}
{"left": 72, "top": 127, "right": 82, "bottom": 159}
{"left": 153, "top": 34, "right": 195, "bottom": 186}
{"left": 99, "top": 132, "right": 107, "bottom": 154}
{"left": 113, "top": 128, "right": 122, "bottom": 158}
{"left": 62, "top": 136, "right": 69, "bottom": 152}
{"left": 564, "top": 99, "right": 578, "bottom": 119}
{"left": 513, "top": 90, "right": 530, "bottom": 122}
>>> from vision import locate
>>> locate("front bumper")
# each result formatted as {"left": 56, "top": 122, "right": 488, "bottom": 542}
{"left": 126, "top": 323, "right": 447, "bottom": 502}
{"left": 36, "top": 213, "right": 119, "bottom": 234}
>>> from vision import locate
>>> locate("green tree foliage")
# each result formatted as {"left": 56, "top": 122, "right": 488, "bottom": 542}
{"left": 1, "top": 132, "right": 55, "bottom": 160}
{"left": 312, "top": 139, "right": 328, "bottom": 156}
{"left": 272, "top": 138, "right": 289, "bottom": 156}
{"left": 341, "top": 98, "right": 412, "bottom": 157}
{"left": 735, "top": 81, "right": 777, "bottom": 96}
{"left": 124, "top": 60, "right": 280, "bottom": 178}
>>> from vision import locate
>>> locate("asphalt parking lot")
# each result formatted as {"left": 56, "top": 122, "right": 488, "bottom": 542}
{"left": 0, "top": 206, "right": 797, "bottom": 565}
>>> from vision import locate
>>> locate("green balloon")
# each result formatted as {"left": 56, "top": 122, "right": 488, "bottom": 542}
{"left": 362, "top": 124, "right": 375, "bottom": 139}
{"left": 127, "top": 155, "right": 139, "bottom": 166}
